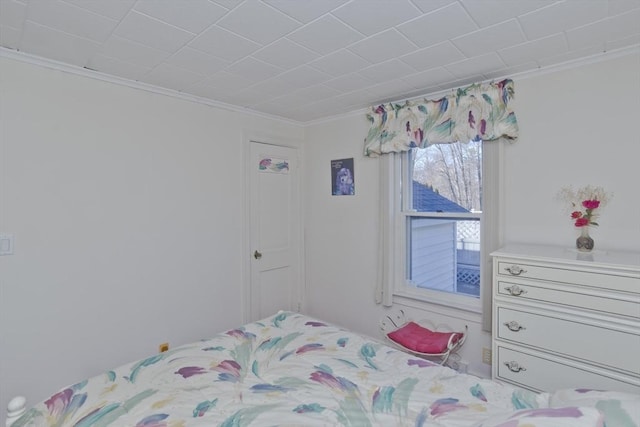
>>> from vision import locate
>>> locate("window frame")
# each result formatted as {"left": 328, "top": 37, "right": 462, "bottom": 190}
{"left": 386, "top": 142, "right": 502, "bottom": 319}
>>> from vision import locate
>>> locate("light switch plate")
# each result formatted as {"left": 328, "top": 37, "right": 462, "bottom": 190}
{"left": 0, "top": 234, "right": 15, "bottom": 255}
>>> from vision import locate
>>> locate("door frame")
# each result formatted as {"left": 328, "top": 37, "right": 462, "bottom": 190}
{"left": 242, "top": 132, "right": 305, "bottom": 324}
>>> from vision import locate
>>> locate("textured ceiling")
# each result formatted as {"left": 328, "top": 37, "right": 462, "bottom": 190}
{"left": 1, "top": 0, "right": 639, "bottom": 123}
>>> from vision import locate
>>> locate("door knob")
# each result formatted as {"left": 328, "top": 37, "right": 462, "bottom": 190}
{"left": 254, "top": 250, "right": 262, "bottom": 260}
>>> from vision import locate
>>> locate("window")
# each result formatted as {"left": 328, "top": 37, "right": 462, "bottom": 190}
{"left": 387, "top": 140, "right": 501, "bottom": 316}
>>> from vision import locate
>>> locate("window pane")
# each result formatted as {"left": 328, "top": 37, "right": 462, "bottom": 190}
{"left": 406, "top": 141, "right": 482, "bottom": 298}
{"left": 408, "top": 217, "right": 480, "bottom": 297}
{"left": 410, "top": 141, "right": 482, "bottom": 212}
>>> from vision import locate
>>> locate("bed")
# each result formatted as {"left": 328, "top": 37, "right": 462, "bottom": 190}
{"left": 7, "top": 311, "right": 639, "bottom": 426}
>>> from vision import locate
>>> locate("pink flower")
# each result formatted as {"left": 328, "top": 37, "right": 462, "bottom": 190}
{"left": 571, "top": 211, "right": 582, "bottom": 219}
{"left": 575, "top": 218, "right": 589, "bottom": 227}
{"left": 582, "top": 200, "right": 600, "bottom": 210}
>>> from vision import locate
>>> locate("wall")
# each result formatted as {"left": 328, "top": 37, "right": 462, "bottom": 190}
{"left": 0, "top": 57, "right": 303, "bottom": 418}
{"left": 303, "top": 52, "right": 640, "bottom": 377}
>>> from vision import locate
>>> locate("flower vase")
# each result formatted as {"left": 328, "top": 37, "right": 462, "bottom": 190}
{"left": 576, "top": 227, "right": 594, "bottom": 252}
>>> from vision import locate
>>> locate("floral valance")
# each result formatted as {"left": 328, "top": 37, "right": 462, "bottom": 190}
{"left": 363, "top": 79, "right": 519, "bottom": 157}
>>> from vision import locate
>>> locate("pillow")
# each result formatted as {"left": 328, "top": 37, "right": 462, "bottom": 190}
{"left": 550, "top": 388, "right": 640, "bottom": 427}
{"left": 472, "top": 406, "right": 605, "bottom": 427}
{"left": 386, "top": 321, "right": 463, "bottom": 354}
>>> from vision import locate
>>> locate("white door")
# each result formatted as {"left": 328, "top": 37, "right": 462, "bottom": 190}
{"left": 248, "top": 141, "right": 301, "bottom": 321}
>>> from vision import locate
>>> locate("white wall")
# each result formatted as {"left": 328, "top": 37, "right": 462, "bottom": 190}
{"left": 303, "top": 52, "right": 640, "bottom": 376}
{"left": 0, "top": 57, "right": 303, "bottom": 419}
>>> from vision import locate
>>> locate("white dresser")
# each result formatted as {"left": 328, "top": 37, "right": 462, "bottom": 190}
{"left": 491, "top": 244, "right": 640, "bottom": 393}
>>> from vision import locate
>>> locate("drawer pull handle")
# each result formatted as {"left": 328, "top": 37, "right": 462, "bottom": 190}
{"left": 505, "top": 265, "right": 527, "bottom": 276}
{"left": 504, "top": 321, "right": 526, "bottom": 332}
{"left": 504, "top": 285, "right": 527, "bottom": 296}
{"left": 504, "top": 361, "right": 527, "bottom": 373}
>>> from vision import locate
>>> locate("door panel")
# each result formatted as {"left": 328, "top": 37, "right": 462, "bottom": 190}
{"left": 249, "top": 141, "right": 300, "bottom": 321}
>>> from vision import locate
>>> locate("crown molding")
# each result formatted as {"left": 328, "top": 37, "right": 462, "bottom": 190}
{"left": 304, "top": 45, "right": 640, "bottom": 126}
{"left": 0, "top": 47, "right": 303, "bottom": 128}
{"left": 2, "top": 44, "right": 638, "bottom": 127}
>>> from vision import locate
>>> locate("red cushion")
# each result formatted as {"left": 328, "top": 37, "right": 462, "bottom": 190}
{"left": 387, "top": 322, "right": 462, "bottom": 354}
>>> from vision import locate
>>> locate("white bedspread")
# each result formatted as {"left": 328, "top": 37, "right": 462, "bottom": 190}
{"left": 12, "top": 312, "right": 563, "bottom": 426}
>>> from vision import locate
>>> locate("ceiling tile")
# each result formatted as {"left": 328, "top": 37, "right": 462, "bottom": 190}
{"left": 139, "top": 62, "right": 205, "bottom": 91}
{"left": 498, "top": 33, "right": 568, "bottom": 67}
{"left": 225, "top": 56, "right": 283, "bottom": 81}
{"left": 252, "top": 38, "right": 319, "bottom": 69}
{"left": 87, "top": 54, "right": 152, "bottom": 80}
{"left": 307, "top": 49, "right": 370, "bottom": 76}
{"left": 1, "top": 0, "right": 637, "bottom": 124}
{"left": 240, "top": 78, "right": 292, "bottom": 100}
{"left": 165, "top": 47, "right": 229, "bottom": 76}
{"left": 20, "top": 20, "right": 101, "bottom": 66}
{"left": 287, "top": 14, "right": 363, "bottom": 55}
{"left": 452, "top": 20, "right": 525, "bottom": 57}
{"left": 271, "top": 65, "right": 331, "bottom": 89}
{"left": 410, "top": 0, "right": 457, "bottom": 14}
{"left": 357, "top": 58, "right": 417, "bottom": 82}
{"left": 483, "top": 61, "right": 539, "bottom": 81}
{"left": 26, "top": 0, "right": 118, "bottom": 42}
{"left": 100, "top": 36, "right": 170, "bottom": 68}
{"left": 216, "top": 1, "right": 300, "bottom": 44}
{"left": 348, "top": 29, "right": 417, "bottom": 64}
{"left": 218, "top": 88, "right": 266, "bottom": 107}
{"left": 461, "top": 0, "right": 555, "bottom": 27}
{"left": 445, "top": 52, "right": 506, "bottom": 79}
{"left": 188, "top": 25, "right": 261, "bottom": 62}
{"left": 185, "top": 71, "right": 253, "bottom": 98}
{"left": 359, "top": 78, "right": 417, "bottom": 101}
{"left": 250, "top": 101, "right": 298, "bottom": 118}
{"left": 62, "top": 0, "right": 135, "bottom": 21}
{"left": 0, "top": 0, "right": 27, "bottom": 28}
{"left": 209, "top": 0, "right": 243, "bottom": 11}
{"left": 608, "top": 0, "right": 640, "bottom": 16}
{"left": 331, "top": 0, "right": 422, "bottom": 36}
{"left": 397, "top": 2, "right": 477, "bottom": 47}
{"left": 537, "top": 43, "right": 606, "bottom": 67}
{"left": 566, "top": 8, "right": 640, "bottom": 51}
{"left": 519, "top": 0, "right": 608, "bottom": 40}
{"left": 133, "top": 0, "right": 228, "bottom": 34}
{"left": 198, "top": 70, "right": 254, "bottom": 90}
{"left": 324, "top": 72, "right": 374, "bottom": 92}
{"left": 0, "top": 24, "right": 22, "bottom": 48}
{"left": 271, "top": 84, "right": 342, "bottom": 106}
{"left": 401, "top": 67, "right": 457, "bottom": 90}
{"left": 114, "top": 11, "right": 195, "bottom": 53}
{"left": 400, "top": 41, "right": 465, "bottom": 71}
{"left": 607, "top": 33, "right": 640, "bottom": 51}
{"left": 263, "top": 0, "right": 347, "bottom": 23}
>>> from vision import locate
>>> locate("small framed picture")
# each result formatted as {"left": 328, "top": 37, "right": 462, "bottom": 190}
{"left": 331, "top": 158, "right": 355, "bottom": 196}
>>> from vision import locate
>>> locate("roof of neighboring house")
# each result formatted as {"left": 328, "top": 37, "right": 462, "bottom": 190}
{"left": 412, "top": 181, "right": 469, "bottom": 213}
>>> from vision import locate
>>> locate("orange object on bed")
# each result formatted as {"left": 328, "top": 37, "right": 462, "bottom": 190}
{"left": 387, "top": 321, "right": 463, "bottom": 354}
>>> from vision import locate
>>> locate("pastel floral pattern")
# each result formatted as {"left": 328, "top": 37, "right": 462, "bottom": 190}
{"left": 13, "top": 312, "right": 544, "bottom": 427}
{"left": 364, "top": 79, "right": 518, "bottom": 157}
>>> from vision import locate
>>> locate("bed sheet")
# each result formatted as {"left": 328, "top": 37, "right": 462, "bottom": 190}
{"left": 13, "top": 311, "right": 544, "bottom": 427}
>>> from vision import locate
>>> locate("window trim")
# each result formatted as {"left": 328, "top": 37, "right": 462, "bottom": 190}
{"left": 384, "top": 142, "right": 503, "bottom": 321}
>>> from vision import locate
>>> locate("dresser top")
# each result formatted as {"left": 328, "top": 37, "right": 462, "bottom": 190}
{"left": 492, "top": 243, "right": 640, "bottom": 271}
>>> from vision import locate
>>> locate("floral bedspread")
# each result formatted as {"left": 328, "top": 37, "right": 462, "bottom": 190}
{"left": 14, "top": 312, "right": 542, "bottom": 427}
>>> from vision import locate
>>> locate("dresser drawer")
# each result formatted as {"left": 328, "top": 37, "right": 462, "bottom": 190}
{"left": 496, "top": 306, "right": 640, "bottom": 375}
{"left": 497, "top": 261, "right": 639, "bottom": 293}
{"left": 495, "top": 345, "right": 640, "bottom": 393}
{"left": 496, "top": 279, "right": 640, "bottom": 318}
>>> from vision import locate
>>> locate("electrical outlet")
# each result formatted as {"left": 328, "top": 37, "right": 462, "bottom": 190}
{"left": 159, "top": 342, "right": 169, "bottom": 353}
{"left": 482, "top": 347, "right": 492, "bottom": 365}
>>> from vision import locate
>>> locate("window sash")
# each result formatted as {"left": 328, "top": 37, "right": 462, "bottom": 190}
{"left": 381, "top": 142, "right": 502, "bottom": 329}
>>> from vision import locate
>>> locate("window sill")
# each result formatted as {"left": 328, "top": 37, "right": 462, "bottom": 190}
{"left": 393, "top": 287, "right": 482, "bottom": 316}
